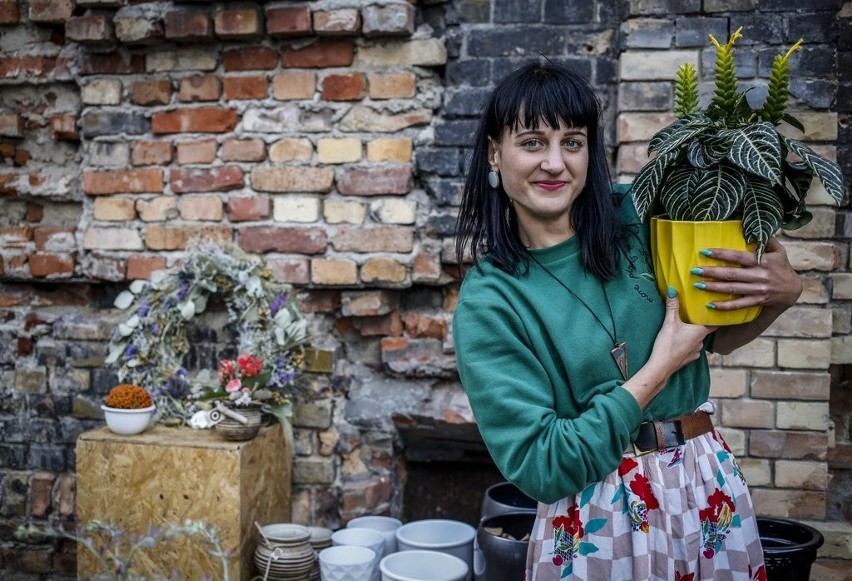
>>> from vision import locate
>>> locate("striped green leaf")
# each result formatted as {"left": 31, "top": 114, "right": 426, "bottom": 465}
{"left": 659, "top": 166, "right": 699, "bottom": 220}
{"left": 782, "top": 160, "right": 814, "bottom": 202}
{"left": 631, "top": 149, "right": 679, "bottom": 221}
{"left": 690, "top": 163, "right": 747, "bottom": 221}
{"left": 723, "top": 122, "right": 782, "bottom": 183}
{"left": 782, "top": 136, "right": 845, "bottom": 204}
{"left": 651, "top": 115, "right": 713, "bottom": 156}
{"left": 741, "top": 176, "right": 783, "bottom": 262}
{"left": 686, "top": 134, "right": 729, "bottom": 169}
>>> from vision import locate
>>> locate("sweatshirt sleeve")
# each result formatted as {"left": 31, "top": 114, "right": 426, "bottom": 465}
{"left": 454, "top": 295, "right": 643, "bottom": 504}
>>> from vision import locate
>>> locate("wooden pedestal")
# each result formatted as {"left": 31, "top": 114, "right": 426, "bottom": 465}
{"left": 76, "top": 423, "right": 291, "bottom": 580}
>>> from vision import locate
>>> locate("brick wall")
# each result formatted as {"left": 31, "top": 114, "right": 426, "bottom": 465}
{"left": 0, "top": 0, "right": 849, "bottom": 576}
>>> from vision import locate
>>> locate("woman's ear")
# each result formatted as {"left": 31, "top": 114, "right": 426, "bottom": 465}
{"left": 487, "top": 137, "right": 499, "bottom": 171}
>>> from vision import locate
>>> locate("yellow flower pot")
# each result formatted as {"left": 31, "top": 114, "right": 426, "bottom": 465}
{"left": 650, "top": 217, "right": 762, "bottom": 326}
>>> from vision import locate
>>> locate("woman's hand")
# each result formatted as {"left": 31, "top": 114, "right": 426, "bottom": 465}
{"left": 693, "top": 238, "right": 803, "bottom": 311}
{"left": 625, "top": 289, "right": 715, "bottom": 409}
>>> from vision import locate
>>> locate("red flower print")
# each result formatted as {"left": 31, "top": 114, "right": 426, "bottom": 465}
{"left": 553, "top": 504, "right": 584, "bottom": 538}
{"left": 552, "top": 554, "right": 564, "bottom": 566}
{"left": 619, "top": 457, "right": 638, "bottom": 476}
{"left": 749, "top": 564, "right": 767, "bottom": 581}
{"left": 675, "top": 572, "right": 695, "bottom": 581}
{"left": 629, "top": 474, "right": 660, "bottom": 510}
{"left": 699, "top": 489, "right": 734, "bottom": 523}
{"left": 712, "top": 430, "right": 733, "bottom": 454}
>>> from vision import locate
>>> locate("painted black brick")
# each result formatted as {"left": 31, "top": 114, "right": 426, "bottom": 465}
{"left": 80, "top": 112, "right": 149, "bottom": 138}
{"left": 90, "top": 368, "right": 119, "bottom": 396}
{"left": 423, "top": 177, "right": 464, "bottom": 207}
{"left": 467, "top": 27, "right": 566, "bottom": 56}
{"left": 492, "top": 57, "right": 593, "bottom": 84}
{"left": 28, "top": 445, "right": 67, "bottom": 471}
{"left": 0, "top": 418, "right": 26, "bottom": 443}
{"left": 444, "top": 88, "right": 492, "bottom": 117}
{"left": 0, "top": 445, "right": 26, "bottom": 469}
{"left": 446, "top": 59, "right": 491, "bottom": 86}
{"left": 543, "top": 0, "right": 594, "bottom": 24}
{"left": 754, "top": 0, "right": 842, "bottom": 11}
{"left": 627, "top": 0, "right": 701, "bottom": 16}
{"left": 735, "top": 13, "right": 784, "bottom": 45}
{"left": 456, "top": 0, "right": 491, "bottom": 22}
{"left": 435, "top": 119, "right": 478, "bottom": 147}
{"left": 426, "top": 212, "right": 459, "bottom": 236}
{"left": 494, "top": 0, "right": 542, "bottom": 23}
{"left": 26, "top": 418, "right": 61, "bottom": 444}
{"left": 785, "top": 13, "right": 836, "bottom": 44}
{"left": 595, "top": 58, "right": 618, "bottom": 84}
{"left": 675, "top": 17, "right": 729, "bottom": 48}
{"left": 416, "top": 148, "right": 462, "bottom": 176}
{"left": 837, "top": 82, "right": 852, "bottom": 111}
{"left": 702, "top": 47, "right": 758, "bottom": 79}
{"left": 789, "top": 79, "right": 836, "bottom": 109}
{"left": 618, "top": 82, "right": 673, "bottom": 111}
{"left": 29, "top": 394, "right": 73, "bottom": 419}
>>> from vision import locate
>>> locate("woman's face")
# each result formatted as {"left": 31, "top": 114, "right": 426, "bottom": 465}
{"left": 488, "top": 118, "right": 589, "bottom": 246}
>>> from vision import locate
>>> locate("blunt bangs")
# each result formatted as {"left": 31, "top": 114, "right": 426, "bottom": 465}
{"left": 489, "top": 64, "right": 601, "bottom": 138}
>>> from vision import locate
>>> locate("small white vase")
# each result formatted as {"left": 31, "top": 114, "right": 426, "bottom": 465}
{"left": 101, "top": 404, "right": 155, "bottom": 436}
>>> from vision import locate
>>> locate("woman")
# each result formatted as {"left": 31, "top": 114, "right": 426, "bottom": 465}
{"left": 453, "top": 60, "right": 802, "bottom": 580}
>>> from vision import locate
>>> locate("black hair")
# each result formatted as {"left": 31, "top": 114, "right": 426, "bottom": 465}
{"left": 455, "top": 59, "right": 624, "bottom": 280}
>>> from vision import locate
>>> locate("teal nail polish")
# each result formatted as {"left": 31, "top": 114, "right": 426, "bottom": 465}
{"left": 690, "top": 267, "right": 704, "bottom": 276}
{"left": 699, "top": 249, "right": 713, "bottom": 257}
{"left": 667, "top": 286, "right": 677, "bottom": 299}
{"left": 693, "top": 282, "right": 706, "bottom": 290}
{"left": 706, "top": 303, "right": 717, "bottom": 310}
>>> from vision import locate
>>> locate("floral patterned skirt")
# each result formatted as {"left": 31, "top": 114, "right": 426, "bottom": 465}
{"left": 525, "top": 429, "right": 766, "bottom": 580}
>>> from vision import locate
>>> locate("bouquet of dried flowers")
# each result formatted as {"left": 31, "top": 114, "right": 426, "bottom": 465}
{"left": 104, "top": 384, "right": 153, "bottom": 410}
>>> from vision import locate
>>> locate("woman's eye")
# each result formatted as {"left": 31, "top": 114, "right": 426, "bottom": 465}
{"left": 564, "top": 139, "right": 584, "bottom": 150}
{"left": 520, "top": 139, "right": 543, "bottom": 149}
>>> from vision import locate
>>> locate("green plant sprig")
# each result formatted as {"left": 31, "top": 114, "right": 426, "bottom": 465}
{"left": 761, "top": 39, "right": 803, "bottom": 125}
{"left": 673, "top": 64, "right": 699, "bottom": 118}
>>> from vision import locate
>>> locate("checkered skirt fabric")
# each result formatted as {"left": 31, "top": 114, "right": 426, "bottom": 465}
{"left": 525, "top": 430, "right": 766, "bottom": 580}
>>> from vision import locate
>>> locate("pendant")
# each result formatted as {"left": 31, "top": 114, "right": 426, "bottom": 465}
{"left": 611, "top": 341, "right": 629, "bottom": 380}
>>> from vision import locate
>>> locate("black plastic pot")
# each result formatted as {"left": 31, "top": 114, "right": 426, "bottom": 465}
{"left": 476, "top": 511, "right": 535, "bottom": 581}
{"left": 757, "top": 517, "right": 824, "bottom": 581}
{"left": 480, "top": 481, "right": 537, "bottom": 520}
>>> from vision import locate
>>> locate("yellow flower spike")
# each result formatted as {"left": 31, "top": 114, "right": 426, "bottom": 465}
{"left": 783, "top": 39, "right": 804, "bottom": 62}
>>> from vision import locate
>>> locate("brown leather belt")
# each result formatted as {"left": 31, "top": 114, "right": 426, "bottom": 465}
{"left": 632, "top": 410, "right": 714, "bottom": 456}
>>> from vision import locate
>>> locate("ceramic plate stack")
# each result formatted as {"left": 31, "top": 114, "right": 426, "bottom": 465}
{"left": 254, "top": 523, "right": 316, "bottom": 581}
{"left": 307, "top": 526, "right": 333, "bottom": 580}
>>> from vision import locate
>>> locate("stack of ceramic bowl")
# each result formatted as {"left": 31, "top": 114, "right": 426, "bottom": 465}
{"left": 307, "top": 526, "right": 333, "bottom": 580}
{"left": 254, "top": 523, "right": 316, "bottom": 580}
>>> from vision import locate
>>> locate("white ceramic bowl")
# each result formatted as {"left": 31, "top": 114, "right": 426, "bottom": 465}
{"left": 380, "top": 550, "right": 469, "bottom": 581}
{"left": 347, "top": 516, "right": 403, "bottom": 555}
{"left": 101, "top": 404, "right": 155, "bottom": 436}
{"left": 395, "top": 519, "right": 476, "bottom": 572}
{"left": 319, "top": 545, "right": 376, "bottom": 581}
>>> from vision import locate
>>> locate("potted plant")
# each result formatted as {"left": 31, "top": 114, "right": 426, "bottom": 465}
{"left": 101, "top": 384, "right": 156, "bottom": 435}
{"left": 631, "top": 27, "right": 844, "bottom": 325}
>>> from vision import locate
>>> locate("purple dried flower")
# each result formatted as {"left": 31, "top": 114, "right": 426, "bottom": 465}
{"left": 270, "top": 294, "right": 287, "bottom": 315}
{"left": 125, "top": 345, "right": 138, "bottom": 360}
{"left": 137, "top": 300, "right": 149, "bottom": 318}
{"left": 177, "top": 281, "right": 189, "bottom": 300}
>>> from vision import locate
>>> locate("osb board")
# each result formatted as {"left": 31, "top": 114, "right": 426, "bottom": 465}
{"left": 76, "top": 424, "right": 291, "bottom": 580}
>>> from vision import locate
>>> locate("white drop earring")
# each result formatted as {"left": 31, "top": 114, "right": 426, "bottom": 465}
{"left": 487, "top": 170, "right": 500, "bottom": 189}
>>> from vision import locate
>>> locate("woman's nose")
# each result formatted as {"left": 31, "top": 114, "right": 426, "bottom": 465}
{"left": 540, "top": 148, "right": 565, "bottom": 173}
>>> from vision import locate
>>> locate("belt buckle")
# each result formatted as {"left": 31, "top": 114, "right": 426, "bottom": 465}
{"left": 632, "top": 442, "right": 654, "bottom": 457}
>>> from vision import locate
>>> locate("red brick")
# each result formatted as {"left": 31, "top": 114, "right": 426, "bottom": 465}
{"left": 412, "top": 252, "right": 442, "bottom": 283}
{"left": 0, "top": 1, "right": 20, "bottom": 24}
{"left": 65, "top": 14, "right": 115, "bottom": 44}
{"left": 131, "top": 140, "right": 173, "bottom": 166}
{"left": 223, "top": 47, "right": 279, "bottom": 71}
{"left": 266, "top": 256, "right": 310, "bottom": 284}
{"left": 50, "top": 114, "right": 78, "bottom": 141}
{"left": 341, "top": 290, "right": 400, "bottom": 316}
{"left": 78, "top": 51, "right": 144, "bottom": 75}
{"left": 178, "top": 75, "right": 221, "bottom": 102}
{"left": 0, "top": 56, "right": 56, "bottom": 79}
{"left": 152, "top": 107, "right": 237, "bottom": 134}
{"left": 164, "top": 9, "right": 212, "bottom": 41}
{"left": 0, "top": 173, "right": 20, "bottom": 197}
{"left": 25, "top": 203, "right": 44, "bottom": 223}
{"left": 170, "top": 166, "right": 244, "bottom": 193}
{"left": 313, "top": 9, "right": 360, "bottom": 35}
{"left": 403, "top": 313, "right": 447, "bottom": 339}
{"left": 321, "top": 73, "right": 366, "bottom": 101}
{"left": 33, "top": 227, "right": 74, "bottom": 251}
{"left": 127, "top": 256, "right": 166, "bottom": 280}
{"left": 223, "top": 76, "right": 268, "bottom": 100}
{"left": 266, "top": 6, "right": 312, "bottom": 37}
{"left": 29, "top": 254, "right": 75, "bottom": 277}
{"left": 359, "top": 312, "right": 403, "bottom": 337}
{"left": 13, "top": 149, "right": 30, "bottom": 166}
{"left": 238, "top": 226, "right": 327, "bottom": 254}
{"left": 369, "top": 72, "right": 416, "bottom": 99}
{"left": 214, "top": 6, "right": 262, "bottom": 39}
{"left": 129, "top": 79, "right": 172, "bottom": 106}
{"left": 333, "top": 226, "right": 413, "bottom": 253}
{"left": 114, "top": 13, "right": 163, "bottom": 45}
{"left": 176, "top": 139, "right": 217, "bottom": 165}
{"left": 29, "top": 0, "right": 74, "bottom": 24}
{"left": 83, "top": 169, "right": 164, "bottom": 195}
{"left": 282, "top": 41, "right": 354, "bottom": 68}
{"left": 228, "top": 195, "right": 270, "bottom": 221}
{"left": 300, "top": 290, "right": 342, "bottom": 314}
{"left": 221, "top": 138, "right": 265, "bottom": 162}
{"left": 338, "top": 166, "right": 411, "bottom": 196}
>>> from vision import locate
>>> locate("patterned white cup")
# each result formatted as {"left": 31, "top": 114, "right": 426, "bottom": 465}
{"left": 319, "top": 545, "right": 376, "bottom": 581}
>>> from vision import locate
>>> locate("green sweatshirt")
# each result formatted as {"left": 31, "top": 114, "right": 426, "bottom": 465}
{"left": 453, "top": 187, "right": 711, "bottom": 504}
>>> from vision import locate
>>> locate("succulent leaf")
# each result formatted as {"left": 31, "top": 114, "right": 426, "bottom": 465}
{"left": 674, "top": 64, "right": 700, "bottom": 118}
{"left": 761, "top": 39, "right": 802, "bottom": 125}
{"left": 708, "top": 27, "right": 743, "bottom": 121}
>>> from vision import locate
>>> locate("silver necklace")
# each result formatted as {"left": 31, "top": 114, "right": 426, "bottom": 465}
{"left": 529, "top": 255, "right": 629, "bottom": 380}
